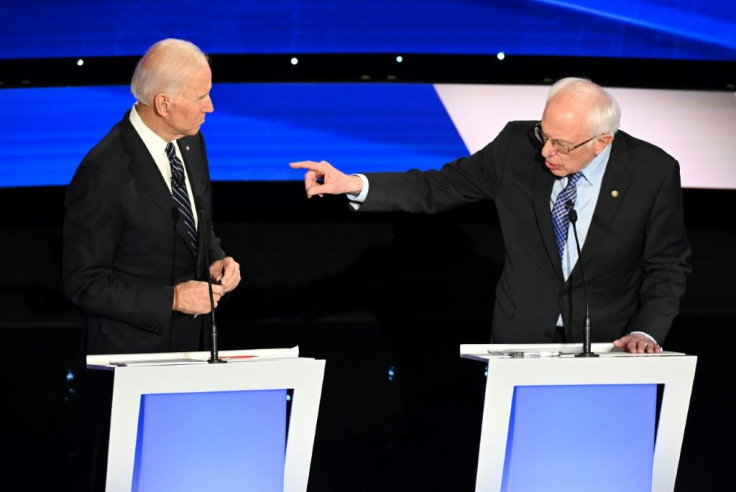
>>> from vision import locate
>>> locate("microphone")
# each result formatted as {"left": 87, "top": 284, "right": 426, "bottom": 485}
{"left": 568, "top": 202, "right": 598, "bottom": 358}
{"left": 194, "top": 195, "right": 225, "bottom": 364}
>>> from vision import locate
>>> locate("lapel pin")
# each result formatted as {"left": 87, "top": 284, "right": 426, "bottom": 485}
{"left": 185, "top": 145, "right": 190, "bottom": 151}
{"left": 611, "top": 190, "right": 619, "bottom": 198}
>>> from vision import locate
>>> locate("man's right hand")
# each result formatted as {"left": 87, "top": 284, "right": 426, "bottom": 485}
{"left": 173, "top": 280, "right": 224, "bottom": 315}
{"left": 289, "top": 160, "right": 363, "bottom": 198}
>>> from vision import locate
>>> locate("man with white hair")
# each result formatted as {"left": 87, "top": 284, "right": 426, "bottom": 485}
{"left": 64, "top": 38, "right": 241, "bottom": 356}
{"left": 291, "top": 77, "right": 691, "bottom": 353}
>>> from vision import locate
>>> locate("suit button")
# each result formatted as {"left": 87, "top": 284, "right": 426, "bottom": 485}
{"left": 560, "top": 294, "right": 568, "bottom": 300}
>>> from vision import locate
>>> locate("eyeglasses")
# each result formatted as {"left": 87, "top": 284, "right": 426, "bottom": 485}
{"left": 533, "top": 123, "right": 597, "bottom": 154}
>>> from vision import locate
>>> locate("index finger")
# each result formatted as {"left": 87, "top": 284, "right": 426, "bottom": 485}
{"left": 290, "top": 161, "right": 325, "bottom": 172}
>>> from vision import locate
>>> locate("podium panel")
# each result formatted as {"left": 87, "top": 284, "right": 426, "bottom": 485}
{"left": 132, "top": 389, "right": 288, "bottom": 491}
{"left": 87, "top": 347, "right": 324, "bottom": 492}
{"left": 460, "top": 344, "right": 697, "bottom": 492}
{"left": 502, "top": 384, "right": 657, "bottom": 492}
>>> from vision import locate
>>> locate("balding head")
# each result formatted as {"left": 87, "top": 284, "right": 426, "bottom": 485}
{"left": 546, "top": 77, "right": 621, "bottom": 137}
{"left": 131, "top": 39, "right": 209, "bottom": 106}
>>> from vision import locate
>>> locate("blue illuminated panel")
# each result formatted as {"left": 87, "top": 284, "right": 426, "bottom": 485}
{"left": 2, "top": 1, "right": 734, "bottom": 60}
{"left": 132, "top": 389, "right": 287, "bottom": 492}
{"left": 0, "top": 83, "right": 466, "bottom": 187}
{"left": 501, "top": 384, "right": 656, "bottom": 492}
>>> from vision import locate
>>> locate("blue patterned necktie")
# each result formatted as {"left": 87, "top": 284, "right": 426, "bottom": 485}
{"left": 166, "top": 142, "right": 198, "bottom": 256}
{"left": 552, "top": 172, "right": 583, "bottom": 260}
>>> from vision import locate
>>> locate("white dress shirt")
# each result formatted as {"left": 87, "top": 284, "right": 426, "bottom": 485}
{"left": 128, "top": 105, "right": 198, "bottom": 228}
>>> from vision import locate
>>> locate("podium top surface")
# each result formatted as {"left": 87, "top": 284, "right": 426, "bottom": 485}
{"left": 460, "top": 343, "right": 691, "bottom": 362}
{"left": 87, "top": 346, "right": 301, "bottom": 370}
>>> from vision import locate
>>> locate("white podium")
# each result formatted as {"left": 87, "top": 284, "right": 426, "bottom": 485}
{"left": 460, "top": 343, "right": 696, "bottom": 492}
{"left": 87, "top": 347, "right": 325, "bottom": 492}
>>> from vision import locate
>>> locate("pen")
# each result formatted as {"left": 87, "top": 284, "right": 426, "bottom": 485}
{"left": 508, "top": 351, "right": 560, "bottom": 358}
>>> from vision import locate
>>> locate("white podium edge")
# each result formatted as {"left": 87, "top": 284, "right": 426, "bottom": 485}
{"left": 460, "top": 343, "right": 697, "bottom": 492}
{"left": 87, "top": 347, "right": 325, "bottom": 492}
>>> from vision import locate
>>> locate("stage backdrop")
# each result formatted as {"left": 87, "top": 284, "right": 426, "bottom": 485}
{"left": 3, "top": 1, "right": 735, "bottom": 60}
{"left": 2, "top": 82, "right": 735, "bottom": 189}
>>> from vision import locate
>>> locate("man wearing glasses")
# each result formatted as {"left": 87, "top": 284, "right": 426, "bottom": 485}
{"left": 290, "top": 77, "right": 691, "bottom": 353}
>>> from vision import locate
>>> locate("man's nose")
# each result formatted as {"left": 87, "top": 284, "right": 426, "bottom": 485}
{"left": 541, "top": 139, "right": 556, "bottom": 157}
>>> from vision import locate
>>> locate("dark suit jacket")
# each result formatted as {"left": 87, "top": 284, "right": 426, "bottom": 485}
{"left": 361, "top": 121, "right": 691, "bottom": 344}
{"left": 63, "top": 112, "right": 226, "bottom": 355}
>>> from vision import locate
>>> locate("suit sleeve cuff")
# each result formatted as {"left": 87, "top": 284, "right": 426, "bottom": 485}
{"left": 346, "top": 174, "right": 369, "bottom": 210}
{"left": 629, "top": 330, "right": 658, "bottom": 345}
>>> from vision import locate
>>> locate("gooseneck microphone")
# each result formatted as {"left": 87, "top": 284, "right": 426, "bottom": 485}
{"left": 567, "top": 201, "right": 598, "bottom": 358}
{"left": 195, "top": 196, "right": 225, "bottom": 364}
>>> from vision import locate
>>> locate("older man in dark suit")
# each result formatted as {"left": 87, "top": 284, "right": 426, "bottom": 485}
{"left": 63, "top": 38, "right": 241, "bottom": 355}
{"left": 290, "top": 77, "right": 691, "bottom": 353}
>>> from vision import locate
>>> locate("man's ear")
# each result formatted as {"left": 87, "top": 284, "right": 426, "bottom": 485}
{"left": 153, "top": 93, "right": 169, "bottom": 116}
{"left": 594, "top": 133, "right": 614, "bottom": 155}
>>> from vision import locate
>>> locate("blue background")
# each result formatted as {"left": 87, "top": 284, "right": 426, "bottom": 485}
{"left": 3, "top": 0, "right": 735, "bottom": 60}
{"left": 2, "top": 0, "right": 733, "bottom": 187}
{"left": 0, "top": 83, "right": 468, "bottom": 186}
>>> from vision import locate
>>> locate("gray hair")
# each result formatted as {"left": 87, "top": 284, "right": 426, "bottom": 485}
{"left": 130, "top": 39, "right": 209, "bottom": 105}
{"left": 547, "top": 77, "right": 621, "bottom": 136}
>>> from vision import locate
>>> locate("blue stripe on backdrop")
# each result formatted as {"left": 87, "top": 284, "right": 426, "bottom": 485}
{"left": 534, "top": 0, "right": 736, "bottom": 50}
{"left": 1, "top": 0, "right": 735, "bottom": 60}
{"left": 0, "top": 83, "right": 468, "bottom": 187}
{"left": 206, "top": 83, "right": 469, "bottom": 181}
{"left": 2, "top": 86, "right": 128, "bottom": 187}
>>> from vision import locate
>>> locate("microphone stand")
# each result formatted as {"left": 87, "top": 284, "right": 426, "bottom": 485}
{"left": 195, "top": 197, "right": 225, "bottom": 364}
{"left": 569, "top": 207, "right": 598, "bottom": 358}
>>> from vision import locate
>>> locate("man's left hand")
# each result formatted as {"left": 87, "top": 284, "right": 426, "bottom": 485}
{"left": 209, "top": 256, "right": 241, "bottom": 293}
{"left": 613, "top": 333, "right": 661, "bottom": 354}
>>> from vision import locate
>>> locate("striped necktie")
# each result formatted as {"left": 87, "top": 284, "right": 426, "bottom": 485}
{"left": 166, "top": 142, "right": 198, "bottom": 256}
{"left": 552, "top": 172, "right": 582, "bottom": 260}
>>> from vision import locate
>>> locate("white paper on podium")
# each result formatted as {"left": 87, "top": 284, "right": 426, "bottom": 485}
{"left": 87, "top": 346, "right": 300, "bottom": 369}
{"left": 111, "top": 358, "right": 206, "bottom": 367}
{"left": 460, "top": 343, "right": 685, "bottom": 362}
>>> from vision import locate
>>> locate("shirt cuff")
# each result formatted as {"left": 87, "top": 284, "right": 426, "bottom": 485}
{"left": 629, "top": 331, "right": 658, "bottom": 345}
{"left": 346, "top": 174, "right": 369, "bottom": 210}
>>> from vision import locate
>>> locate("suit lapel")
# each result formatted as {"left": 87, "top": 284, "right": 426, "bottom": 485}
{"left": 580, "top": 139, "right": 632, "bottom": 264}
{"left": 120, "top": 117, "right": 176, "bottom": 221}
{"left": 533, "top": 166, "right": 564, "bottom": 281}
{"left": 120, "top": 116, "right": 198, "bottom": 255}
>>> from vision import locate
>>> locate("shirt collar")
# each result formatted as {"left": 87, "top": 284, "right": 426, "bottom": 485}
{"left": 129, "top": 104, "right": 170, "bottom": 160}
{"left": 578, "top": 142, "right": 611, "bottom": 189}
